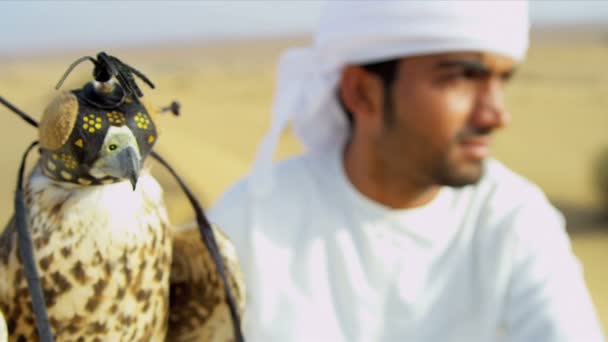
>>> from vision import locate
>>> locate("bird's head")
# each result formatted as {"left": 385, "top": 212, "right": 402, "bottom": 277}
{"left": 88, "top": 124, "right": 143, "bottom": 190}
{"left": 37, "top": 52, "right": 166, "bottom": 190}
{"left": 38, "top": 89, "right": 159, "bottom": 190}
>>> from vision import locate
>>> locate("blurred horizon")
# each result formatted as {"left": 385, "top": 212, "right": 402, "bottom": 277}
{"left": 2, "top": 0, "right": 608, "bottom": 57}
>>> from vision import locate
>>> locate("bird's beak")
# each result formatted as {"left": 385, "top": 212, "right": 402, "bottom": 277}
{"left": 116, "top": 147, "right": 140, "bottom": 190}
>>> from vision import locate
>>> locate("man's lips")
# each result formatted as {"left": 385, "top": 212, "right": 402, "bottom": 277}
{"left": 458, "top": 136, "right": 491, "bottom": 159}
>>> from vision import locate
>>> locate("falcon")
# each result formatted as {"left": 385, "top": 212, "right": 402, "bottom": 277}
{"left": 0, "top": 52, "right": 245, "bottom": 341}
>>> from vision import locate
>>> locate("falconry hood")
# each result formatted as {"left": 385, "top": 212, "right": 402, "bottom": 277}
{"left": 38, "top": 52, "right": 173, "bottom": 189}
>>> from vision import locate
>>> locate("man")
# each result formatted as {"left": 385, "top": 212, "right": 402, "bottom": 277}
{"left": 209, "top": 1, "right": 604, "bottom": 341}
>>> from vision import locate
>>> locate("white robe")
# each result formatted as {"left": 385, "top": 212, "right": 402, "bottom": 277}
{"left": 210, "top": 145, "right": 603, "bottom": 341}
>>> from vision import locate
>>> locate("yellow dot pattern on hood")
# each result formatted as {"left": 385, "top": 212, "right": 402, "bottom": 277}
{"left": 107, "top": 111, "right": 126, "bottom": 126}
{"left": 60, "top": 170, "right": 73, "bottom": 180}
{"left": 59, "top": 153, "right": 77, "bottom": 170}
{"left": 78, "top": 178, "right": 92, "bottom": 185}
{"left": 134, "top": 112, "right": 151, "bottom": 130}
{"left": 46, "top": 160, "right": 56, "bottom": 171}
{"left": 83, "top": 114, "right": 104, "bottom": 133}
{"left": 36, "top": 85, "right": 160, "bottom": 188}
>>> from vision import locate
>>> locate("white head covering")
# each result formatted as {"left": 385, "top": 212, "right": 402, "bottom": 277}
{"left": 250, "top": 0, "right": 529, "bottom": 196}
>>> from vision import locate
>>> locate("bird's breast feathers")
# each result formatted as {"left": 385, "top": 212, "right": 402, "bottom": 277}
{"left": 28, "top": 165, "right": 167, "bottom": 246}
{"left": 2, "top": 166, "right": 173, "bottom": 341}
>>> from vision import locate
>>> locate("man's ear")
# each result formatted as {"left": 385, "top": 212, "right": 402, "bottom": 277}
{"left": 339, "top": 66, "right": 385, "bottom": 123}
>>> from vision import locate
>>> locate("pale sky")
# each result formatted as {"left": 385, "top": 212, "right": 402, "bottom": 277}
{"left": 1, "top": 1, "right": 607, "bottom": 56}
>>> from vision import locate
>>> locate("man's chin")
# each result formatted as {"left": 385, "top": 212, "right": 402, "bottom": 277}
{"left": 436, "top": 159, "right": 485, "bottom": 188}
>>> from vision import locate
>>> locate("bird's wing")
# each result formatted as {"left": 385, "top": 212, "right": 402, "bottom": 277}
{"left": 167, "top": 224, "right": 245, "bottom": 342}
{"left": 0, "top": 217, "right": 17, "bottom": 320}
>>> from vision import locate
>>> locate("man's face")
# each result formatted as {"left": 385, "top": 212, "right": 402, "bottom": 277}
{"left": 371, "top": 52, "right": 516, "bottom": 188}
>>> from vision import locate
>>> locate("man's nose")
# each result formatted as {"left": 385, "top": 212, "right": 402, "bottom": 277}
{"left": 471, "top": 78, "right": 511, "bottom": 130}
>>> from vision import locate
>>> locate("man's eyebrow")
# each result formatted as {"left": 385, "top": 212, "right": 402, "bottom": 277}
{"left": 436, "top": 60, "right": 490, "bottom": 73}
{"left": 437, "top": 59, "right": 516, "bottom": 80}
{"left": 501, "top": 68, "right": 517, "bottom": 80}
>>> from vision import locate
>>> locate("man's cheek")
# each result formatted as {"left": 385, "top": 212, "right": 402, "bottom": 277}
{"left": 439, "top": 84, "right": 474, "bottom": 114}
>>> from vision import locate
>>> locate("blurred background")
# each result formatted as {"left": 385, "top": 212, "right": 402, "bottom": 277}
{"left": 1, "top": 0, "right": 607, "bottom": 332}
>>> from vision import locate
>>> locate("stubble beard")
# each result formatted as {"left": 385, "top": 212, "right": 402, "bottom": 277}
{"left": 433, "top": 153, "right": 485, "bottom": 188}
{"left": 378, "top": 123, "right": 486, "bottom": 189}
{"left": 381, "top": 86, "right": 487, "bottom": 189}
{"left": 433, "top": 128, "right": 492, "bottom": 187}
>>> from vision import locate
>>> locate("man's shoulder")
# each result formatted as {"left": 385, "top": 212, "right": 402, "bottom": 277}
{"left": 479, "top": 158, "right": 548, "bottom": 206}
{"left": 218, "top": 153, "right": 319, "bottom": 204}
{"left": 482, "top": 159, "right": 532, "bottom": 189}
{"left": 209, "top": 155, "right": 318, "bottom": 247}
{"left": 476, "top": 159, "right": 565, "bottom": 239}
{"left": 209, "top": 153, "right": 320, "bottom": 229}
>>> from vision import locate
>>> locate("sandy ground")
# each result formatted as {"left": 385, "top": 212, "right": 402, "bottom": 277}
{"left": 0, "top": 32, "right": 607, "bottom": 331}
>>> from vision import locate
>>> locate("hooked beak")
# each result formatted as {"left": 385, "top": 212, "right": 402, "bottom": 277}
{"left": 116, "top": 147, "right": 140, "bottom": 190}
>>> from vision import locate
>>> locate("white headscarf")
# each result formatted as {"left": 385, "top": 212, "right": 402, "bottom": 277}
{"left": 250, "top": 0, "right": 529, "bottom": 196}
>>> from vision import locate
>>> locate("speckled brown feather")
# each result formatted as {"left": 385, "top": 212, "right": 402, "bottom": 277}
{"left": 0, "top": 307, "right": 7, "bottom": 341}
{"left": 0, "top": 163, "right": 245, "bottom": 342}
{"left": 0, "top": 166, "right": 173, "bottom": 341}
{"left": 168, "top": 225, "right": 245, "bottom": 342}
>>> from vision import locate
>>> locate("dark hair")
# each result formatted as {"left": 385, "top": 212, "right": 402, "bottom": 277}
{"left": 339, "top": 59, "right": 399, "bottom": 127}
